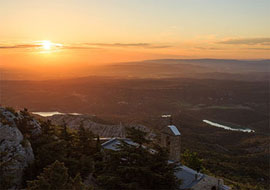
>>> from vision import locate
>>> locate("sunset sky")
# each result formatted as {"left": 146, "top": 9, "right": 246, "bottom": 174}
{"left": 0, "top": 0, "right": 269, "bottom": 79}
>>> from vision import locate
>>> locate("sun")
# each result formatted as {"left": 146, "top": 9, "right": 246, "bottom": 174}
{"left": 36, "top": 40, "right": 63, "bottom": 53}
{"left": 42, "top": 40, "right": 52, "bottom": 50}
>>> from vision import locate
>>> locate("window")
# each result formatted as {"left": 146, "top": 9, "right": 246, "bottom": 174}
{"left": 166, "top": 136, "right": 171, "bottom": 147}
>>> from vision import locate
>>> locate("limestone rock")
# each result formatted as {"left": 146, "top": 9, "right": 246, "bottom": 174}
{"left": 0, "top": 107, "right": 36, "bottom": 189}
{"left": 48, "top": 114, "right": 155, "bottom": 138}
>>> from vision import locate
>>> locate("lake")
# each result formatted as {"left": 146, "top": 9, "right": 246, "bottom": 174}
{"left": 203, "top": 120, "right": 255, "bottom": 133}
{"left": 32, "top": 111, "right": 82, "bottom": 117}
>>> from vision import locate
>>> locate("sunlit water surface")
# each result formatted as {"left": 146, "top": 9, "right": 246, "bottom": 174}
{"left": 32, "top": 112, "right": 81, "bottom": 117}
{"left": 203, "top": 120, "right": 255, "bottom": 133}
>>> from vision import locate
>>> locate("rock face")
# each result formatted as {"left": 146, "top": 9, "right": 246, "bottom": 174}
{"left": 0, "top": 107, "right": 40, "bottom": 189}
{"left": 47, "top": 114, "right": 155, "bottom": 138}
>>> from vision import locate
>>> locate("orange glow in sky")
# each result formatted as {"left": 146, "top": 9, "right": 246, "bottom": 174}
{"left": 0, "top": 0, "right": 269, "bottom": 80}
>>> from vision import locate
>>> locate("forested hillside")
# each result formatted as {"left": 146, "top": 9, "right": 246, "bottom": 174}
{"left": 0, "top": 107, "right": 180, "bottom": 190}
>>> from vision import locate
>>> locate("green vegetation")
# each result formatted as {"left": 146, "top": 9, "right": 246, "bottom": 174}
{"left": 1, "top": 110, "right": 180, "bottom": 190}
{"left": 95, "top": 127, "right": 181, "bottom": 190}
{"left": 5, "top": 107, "right": 17, "bottom": 116}
{"left": 181, "top": 149, "right": 204, "bottom": 173}
{"left": 16, "top": 108, "right": 36, "bottom": 138}
{"left": 1, "top": 104, "right": 268, "bottom": 190}
{"left": 23, "top": 119, "right": 99, "bottom": 185}
{"left": 27, "top": 160, "right": 90, "bottom": 190}
{"left": 0, "top": 152, "right": 15, "bottom": 189}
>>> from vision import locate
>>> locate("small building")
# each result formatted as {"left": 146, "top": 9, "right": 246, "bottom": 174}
{"left": 101, "top": 118, "right": 230, "bottom": 190}
{"left": 161, "top": 124, "right": 181, "bottom": 162}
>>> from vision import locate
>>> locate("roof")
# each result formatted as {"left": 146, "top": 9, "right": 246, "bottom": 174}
{"left": 175, "top": 165, "right": 204, "bottom": 189}
{"left": 101, "top": 137, "right": 137, "bottom": 151}
{"left": 101, "top": 138, "right": 156, "bottom": 154}
{"left": 168, "top": 125, "right": 181, "bottom": 136}
{"left": 222, "top": 185, "right": 231, "bottom": 190}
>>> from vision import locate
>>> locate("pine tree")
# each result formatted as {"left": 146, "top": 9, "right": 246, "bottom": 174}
{"left": 96, "top": 128, "right": 181, "bottom": 190}
{"left": 126, "top": 127, "right": 150, "bottom": 146}
{"left": 27, "top": 160, "right": 90, "bottom": 190}
{"left": 70, "top": 174, "right": 93, "bottom": 190}
{"left": 77, "top": 124, "right": 96, "bottom": 156}
{"left": 60, "top": 122, "right": 73, "bottom": 143}
{"left": 41, "top": 120, "right": 54, "bottom": 136}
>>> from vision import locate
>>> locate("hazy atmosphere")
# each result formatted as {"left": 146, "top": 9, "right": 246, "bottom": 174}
{"left": 1, "top": 0, "right": 270, "bottom": 80}
{"left": 0, "top": 1, "right": 269, "bottom": 190}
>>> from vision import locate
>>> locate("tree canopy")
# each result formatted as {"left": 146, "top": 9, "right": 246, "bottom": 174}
{"left": 27, "top": 160, "right": 91, "bottom": 190}
{"left": 2, "top": 108, "right": 183, "bottom": 190}
{"left": 181, "top": 149, "right": 203, "bottom": 173}
{"left": 95, "top": 127, "right": 181, "bottom": 190}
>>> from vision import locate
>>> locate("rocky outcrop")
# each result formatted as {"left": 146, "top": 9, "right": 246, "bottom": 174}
{"left": 47, "top": 114, "right": 155, "bottom": 138}
{"left": 0, "top": 107, "right": 40, "bottom": 189}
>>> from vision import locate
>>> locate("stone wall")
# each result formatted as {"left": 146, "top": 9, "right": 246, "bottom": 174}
{"left": 192, "top": 175, "right": 225, "bottom": 190}
{"left": 161, "top": 127, "right": 181, "bottom": 162}
{"left": 169, "top": 135, "right": 181, "bottom": 161}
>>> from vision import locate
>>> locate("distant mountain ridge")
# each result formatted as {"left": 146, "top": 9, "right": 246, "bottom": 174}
{"left": 0, "top": 58, "right": 269, "bottom": 80}
{"left": 143, "top": 58, "right": 270, "bottom": 72}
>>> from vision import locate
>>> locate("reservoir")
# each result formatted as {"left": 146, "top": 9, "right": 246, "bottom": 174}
{"left": 203, "top": 120, "right": 255, "bottom": 133}
{"left": 32, "top": 112, "right": 81, "bottom": 117}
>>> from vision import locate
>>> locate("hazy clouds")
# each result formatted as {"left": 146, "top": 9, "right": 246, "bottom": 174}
{"left": 218, "top": 38, "right": 270, "bottom": 45}
{"left": 0, "top": 42, "right": 172, "bottom": 50}
{"left": 0, "top": 44, "right": 41, "bottom": 49}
